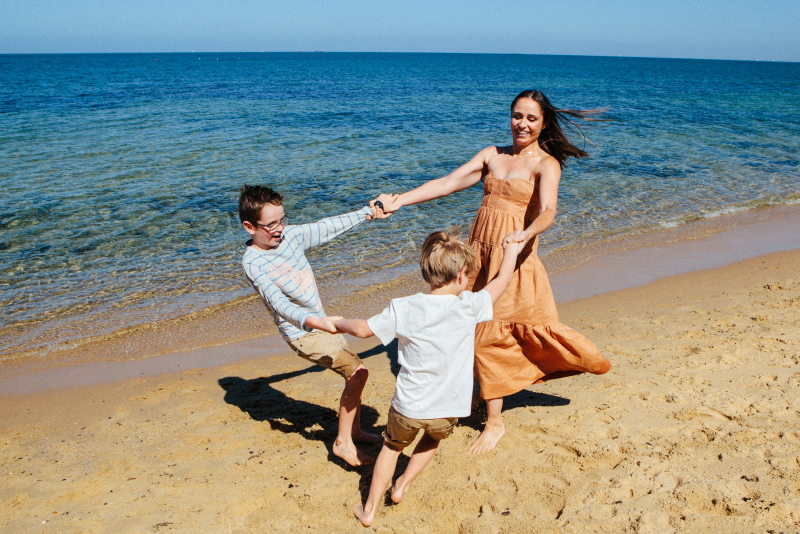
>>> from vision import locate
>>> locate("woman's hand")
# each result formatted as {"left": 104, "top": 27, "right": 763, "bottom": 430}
{"left": 502, "top": 230, "right": 528, "bottom": 247}
{"left": 375, "top": 193, "right": 401, "bottom": 214}
{"left": 367, "top": 194, "right": 399, "bottom": 219}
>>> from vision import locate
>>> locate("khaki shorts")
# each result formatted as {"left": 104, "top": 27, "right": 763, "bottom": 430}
{"left": 287, "top": 331, "right": 362, "bottom": 379}
{"left": 383, "top": 405, "right": 457, "bottom": 449}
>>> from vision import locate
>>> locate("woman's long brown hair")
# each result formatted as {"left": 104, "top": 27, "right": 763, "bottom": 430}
{"left": 511, "top": 90, "right": 607, "bottom": 169}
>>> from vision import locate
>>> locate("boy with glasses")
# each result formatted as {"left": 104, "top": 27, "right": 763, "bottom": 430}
{"left": 239, "top": 184, "right": 393, "bottom": 466}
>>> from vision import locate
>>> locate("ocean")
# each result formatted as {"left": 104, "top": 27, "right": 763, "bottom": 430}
{"left": 1, "top": 52, "right": 799, "bottom": 361}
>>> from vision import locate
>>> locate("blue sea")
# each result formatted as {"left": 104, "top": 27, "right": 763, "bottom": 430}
{"left": 1, "top": 53, "right": 799, "bottom": 360}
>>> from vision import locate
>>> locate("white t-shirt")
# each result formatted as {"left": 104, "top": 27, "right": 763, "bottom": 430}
{"left": 367, "top": 290, "right": 493, "bottom": 419}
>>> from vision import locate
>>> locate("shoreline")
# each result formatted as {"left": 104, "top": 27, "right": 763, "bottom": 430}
{"left": 4, "top": 199, "right": 799, "bottom": 366}
{"left": 548, "top": 200, "right": 800, "bottom": 302}
{"left": 2, "top": 243, "right": 798, "bottom": 398}
{"left": 2, "top": 202, "right": 800, "bottom": 392}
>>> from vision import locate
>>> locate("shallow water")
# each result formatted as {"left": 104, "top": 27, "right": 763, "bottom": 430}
{"left": 1, "top": 53, "right": 799, "bottom": 359}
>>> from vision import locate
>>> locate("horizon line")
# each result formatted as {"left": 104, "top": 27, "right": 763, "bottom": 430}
{"left": 0, "top": 50, "right": 797, "bottom": 64}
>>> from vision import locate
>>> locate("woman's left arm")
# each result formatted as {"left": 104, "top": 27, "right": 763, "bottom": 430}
{"left": 504, "top": 158, "right": 561, "bottom": 246}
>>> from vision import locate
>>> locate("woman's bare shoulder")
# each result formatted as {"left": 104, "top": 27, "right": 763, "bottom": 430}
{"left": 463, "top": 146, "right": 499, "bottom": 170}
{"left": 482, "top": 145, "right": 512, "bottom": 163}
{"left": 476, "top": 145, "right": 504, "bottom": 155}
{"left": 535, "top": 153, "right": 562, "bottom": 179}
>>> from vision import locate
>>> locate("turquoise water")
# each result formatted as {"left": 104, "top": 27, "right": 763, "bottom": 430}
{"left": 1, "top": 53, "right": 799, "bottom": 358}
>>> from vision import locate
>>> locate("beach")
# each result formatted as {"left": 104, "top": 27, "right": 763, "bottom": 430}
{"left": 2, "top": 53, "right": 799, "bottom": 533}
{"left": 2, "top": 212, "right": 799, "bottom": 533}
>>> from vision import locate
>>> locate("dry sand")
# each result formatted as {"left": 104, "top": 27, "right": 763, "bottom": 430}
{"left": 2, "top": 249, "right": 799, "bottom": 533}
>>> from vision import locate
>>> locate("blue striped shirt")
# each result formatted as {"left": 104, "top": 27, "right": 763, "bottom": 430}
{"left": 242, "top": 206, "right": 371, "bottom": 342}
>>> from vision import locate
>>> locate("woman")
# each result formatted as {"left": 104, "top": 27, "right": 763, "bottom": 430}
{"left": 379, "top": 90, "right": 612, "bottom": 454}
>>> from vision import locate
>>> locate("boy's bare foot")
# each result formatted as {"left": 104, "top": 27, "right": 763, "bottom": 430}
{"left": 333, "top": 440, "right": 374, "bottom": 466}
{"left": 352, "top": 430, "right": 383, "bottom": 445}
{"left": 390, "top": 482, "right": 409, "bottom": 504}
{"left": 467, "top": 422, "right": 505, "bottom": 454}
{"left": 353, "top": 503, "right": 375, "bottom": 527}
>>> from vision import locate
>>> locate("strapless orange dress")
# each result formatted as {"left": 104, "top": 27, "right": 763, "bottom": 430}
{"left": 467, "top": 174, "right": 610, "bottom": 399}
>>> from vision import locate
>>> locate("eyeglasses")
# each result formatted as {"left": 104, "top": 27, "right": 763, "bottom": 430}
{"left": 256, "top": 216, "right": 289, "bottom": 233}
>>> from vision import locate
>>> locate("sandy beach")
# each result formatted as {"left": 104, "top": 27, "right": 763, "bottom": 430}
{"left": 1, "top": 244, "right": 798, "bottom": 533}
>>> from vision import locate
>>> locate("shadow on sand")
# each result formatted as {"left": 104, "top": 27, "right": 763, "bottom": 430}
{"left": 357, "top": 339, "right": 399, "bottom": 377}
{"left": 461, "top": 389, "right": 571, "bottom": 431}
{"left": 218, "top": 343, "right": 397, "bottom": 469}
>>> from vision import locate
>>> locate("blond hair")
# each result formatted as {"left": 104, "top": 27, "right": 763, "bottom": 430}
{"left": 419, "top": 230, "right": 479, "bottom": 287}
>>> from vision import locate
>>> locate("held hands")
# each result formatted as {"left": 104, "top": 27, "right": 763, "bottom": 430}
{"left": 368, "top": 193, "right": 400, "bottom": 217}
{"left": 304, "top": 315, "right": 343, "bottom": 334}
{"left": 502, "top": 239, "right": 524, "bottom": 257}
{"left": 330, "top": 317, "right": 374, "bottom": 338}
{"left": 366, "top": 202, "right": 384, "bottom": 220}
{"left": 501, "top": 231, "right": 526, "bottom": 259}
{"left": 367, "top": 193, "right": 400, "bottom": 219}
{"left": 502, "top": 230, "right": 528, "bottom": 247}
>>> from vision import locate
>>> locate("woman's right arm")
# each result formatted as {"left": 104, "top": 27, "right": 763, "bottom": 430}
{"left": 381, "top": 146, "right": 496, "bottom": 212}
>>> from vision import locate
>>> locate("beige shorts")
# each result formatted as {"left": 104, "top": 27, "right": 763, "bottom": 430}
{"left": 383, "top": 405, "right": 457, "bottom": 449}
{"left": 287, "top": 331, "right": 362, "bottom": 379}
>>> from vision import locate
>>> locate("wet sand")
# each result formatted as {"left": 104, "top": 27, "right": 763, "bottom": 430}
{"left": 2, "top": 210, "right": 800, "bottom": 532}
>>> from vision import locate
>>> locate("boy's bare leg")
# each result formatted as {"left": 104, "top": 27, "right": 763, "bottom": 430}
{"left": 333, "top": 365, "right": 375, "bottom": 466}
{"left": 467, "top": 397, "right": 505, "bottom": 454}
{"left": 353, "top": 442, "right": 403, "bottom": 527}
{"left": 351, "top": 403, "right": 383, "bottom": 444}
{"left": 390, "top": 433, "right": 439, "bottom": 504}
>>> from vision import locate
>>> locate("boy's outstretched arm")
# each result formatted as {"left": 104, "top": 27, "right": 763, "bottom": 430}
{"left": 482, "top": 240, "right": 523, "bottom": 304}
{"left": 334, "top": 319, "right": 374, "bottom": 339}
{"left": 299, "top": 193, "right": 395, "bottom": 250}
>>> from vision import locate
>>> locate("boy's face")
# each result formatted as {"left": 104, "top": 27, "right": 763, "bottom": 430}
{"left": 243, "top": 203, "right": 286, "bottom": 250}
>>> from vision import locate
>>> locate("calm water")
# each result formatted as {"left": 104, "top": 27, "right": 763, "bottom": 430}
{"left": 1, "top": 53, "right": 799, "bottom": 358}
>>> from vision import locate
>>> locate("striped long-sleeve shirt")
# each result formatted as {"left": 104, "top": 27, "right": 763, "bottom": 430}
{"left": 242, "top": 206, "right": 371, "bottom": 342}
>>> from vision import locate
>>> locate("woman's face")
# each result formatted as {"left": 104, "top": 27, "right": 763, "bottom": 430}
{"left": 510, "top": 98, "right": 545, "bottom": 147}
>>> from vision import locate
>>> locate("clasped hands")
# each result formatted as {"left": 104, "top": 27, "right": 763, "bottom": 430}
{"left": 366, "top": 193, "right": 401, "bottom": 220}
{"left": 502, "top": 229, "right": 530, "bottom": 248}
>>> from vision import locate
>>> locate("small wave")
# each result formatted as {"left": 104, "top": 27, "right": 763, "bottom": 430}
{"left": 656, "top": 194, "right": 800, "bottom": 229}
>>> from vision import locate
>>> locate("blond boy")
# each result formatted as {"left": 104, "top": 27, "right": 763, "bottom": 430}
{"left": 335, "top": 230, "right": 522, "bottom": 526}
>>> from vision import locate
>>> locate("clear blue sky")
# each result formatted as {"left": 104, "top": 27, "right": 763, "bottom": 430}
{"left": 2, "top": 0, "right": 798, "bottom": 61}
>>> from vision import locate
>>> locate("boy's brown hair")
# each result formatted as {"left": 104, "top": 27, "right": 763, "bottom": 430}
{"left": 419, "top": 230, "right": 479, "bottom": 288}
{"left": 238, "top": 184, "right": 283, "bottom": 226}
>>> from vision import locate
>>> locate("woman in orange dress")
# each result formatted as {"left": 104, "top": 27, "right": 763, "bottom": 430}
{"left": 379, "top": 90, "right": 611, "bottom": 454}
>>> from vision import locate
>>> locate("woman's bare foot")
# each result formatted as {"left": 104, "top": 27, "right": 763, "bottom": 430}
{"left": 353, "top": 503, "right": 375, "bottom": 527}
{"left": 333, "top": 440, "right": 374, "bottom": 466}
{"left": 467, "top": 422, "right": 505, "bottom": 454}
{"left": 352, "top": 430, "right": 383, "bottom": 445}
{"left": 390, "top": 482, "right": 409, "bottom": 504}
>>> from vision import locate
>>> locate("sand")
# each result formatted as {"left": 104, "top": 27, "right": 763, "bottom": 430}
{"left": 1, "top": 249, "right": 799, "bottom": 533}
